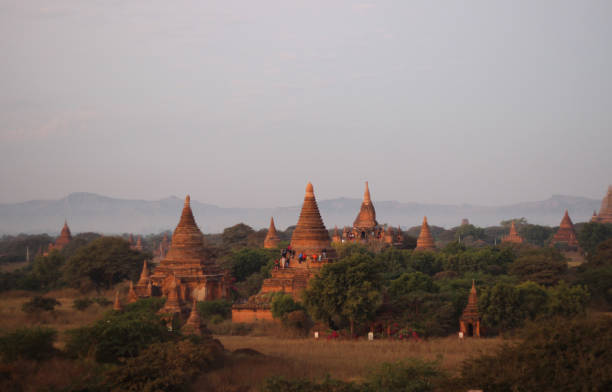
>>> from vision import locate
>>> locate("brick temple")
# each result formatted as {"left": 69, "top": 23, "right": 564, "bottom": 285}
{"left": 459, "top": 281, "right": 481, "bottom": 337}
{"left": 45, "top": 220, "right": 72, "bottom": 254}
{"left": 263, "top": 217, "right": 281, "bottom": 249}
{"left": 332, "top": 182, "right": 403, "bottom": 246}
{"left": 415, "top": 216, "right": 435, "bottom": 251}
{"left": 233, "top": 182, "right": 336, "bottom": 323}
{"left": 551, "top": 210, "right": 579, "bottom": 249}
{"left": 502, "top": 221, "right": 524, "bottom": 244}
{"left": 134, "top": 195, "right": 229, "bottom": 312}
{"left": 591, "top": 185, "right": 612, "bottom": 224}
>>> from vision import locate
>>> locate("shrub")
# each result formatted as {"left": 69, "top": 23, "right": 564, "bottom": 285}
{"left": 271, "top": 293, "right": 304, "bottom": 319}
{"left": 364, "top": 358, "right": 445, "bottom": 392}
{"left": 261, "top": 375, "right": 360, "bottom": 392}
{"left": 73, "top": 297, "right": 94, "bottom": 311}
{"left": 65, "top": 306, "right": 175, "bottom": 363}
{"left": 0, "top": 327, "right": 57, "bottom": 361}
{"left": 456, "top": 316, "right": 612, "bottom": 391}
{"left": 196, "top": 299, "right": 232, "bottom": 320}
{"left": 93, "top": 296, "right": 112, "bottom": 307}
{"left": 21, "top": 296, "right": 61, "bottom": 313}
{"left": 103, "top": 339, "right": 223, "bottom": 391}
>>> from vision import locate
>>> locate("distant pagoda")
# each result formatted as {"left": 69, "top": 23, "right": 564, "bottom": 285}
{"left": 233, "top": 182, "right": 336, "bottom": 323}
{"left": 142, "top": 195, "right": 228, "bottom": 307}
{"left": 45, "top": 220, "right": 72, "bottom": 254}
{"left": 502, "top": 221, "right": 524, "bottom": 244}
{"left": 353, "top": 181, "right": 378, "bottom": 232}
{"left": 592, "top": 185, "right": 612, "bottom": 224}
{"left": 551, "top": 210, "right": 579, "bottom": 248}
{"left": 415, "top": 216, "right": 435, "bottom": 251}
{"left": 263, "top": 217, "right": 281, "bottom": 249}
{"left": 459, "top": 281, "right": 481, "bottom": 337}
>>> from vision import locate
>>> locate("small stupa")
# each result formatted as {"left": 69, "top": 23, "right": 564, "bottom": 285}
{"left": 415, "top": 216, "right": 435, "bottom": 251}
{"left": 159, "top": 276, "right": 182, "bottom": 314}
{"left": 182, "top": 298, "right": 208, "bottom": 336}
{"left": 113, "top": 291, "right": 122, "bottom": 311}
{"left": 134, "top": 261, "right": 150, "bottom": 297}
{"left": 551, "top": 210, "right": 579, "bottom": 247}
{"left": 592, "top": 185, "right": 612, "bottom": 224}
{"left": 45, "top": 221, "right": 72, "bottom": 255}
{"left": 127, "top": 281, "right": 139, "bottom": 304}
{"left": 502, "top": 221, "right": 524, "bottom": 244}
{"left": 459, "top": 281, "right": 481, "bottom": 337}
{"left": 332, "top": 226, "right": 341, "bottom": 243}
{"left": 263, "top": 217, "right": 281, "bottom": 249}
{"left": 135, "top": 236, "right": 143, "bottom": 251}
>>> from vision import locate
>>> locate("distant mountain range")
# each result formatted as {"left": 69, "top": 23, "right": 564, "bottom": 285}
{"left": 0, "top": 192, "right": 601, "bottom": 235}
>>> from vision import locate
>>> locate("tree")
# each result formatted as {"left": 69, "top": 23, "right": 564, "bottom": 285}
{"left": 30, "top": 251, "right": 66, "bottom": 290}
{"left": 519, "top": 224, "right": 554, "bottom": 246}
{"left": 62, "top": 237, "right": 147, "bottom": 290}
{"left": 546, "top": 281, "right": 589, "bottom": 318}
{"left": 0, "top": 327, "right": 57, "bottom": 362}
{"left": 509, "top": 248, "right": 567, "bottom": 286}
{"left": 21, "top": 296, "right": 61, "bottom": 313}
{"left": 479, "top": 283, "right": 524, "bottom": 332}
{"left": 587, "top": 238, "right": 612, "bottom": 267}
{"left": 304, "top": 254, "right": 383, "bottom": 335}
{"left": 500, "top": 217, "right": 528, "bottom": 227}
{"left": 223, "top": 248, "right": 275, "bottom": 282}
{"left": 221, "top": 223, "right": 261, "bottom": 249}
{"left": 578, "top": 222, "right": 612, "bottom": 255}
{"left": 271, "top": 293, "right": 303, "bottom": 319}
{"left": 455, "top": 224, "right": 485, "bottom": 241}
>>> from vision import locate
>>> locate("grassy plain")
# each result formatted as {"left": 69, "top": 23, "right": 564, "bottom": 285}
{"left": 195, "top": 335, "right": 505, "bottom": 391}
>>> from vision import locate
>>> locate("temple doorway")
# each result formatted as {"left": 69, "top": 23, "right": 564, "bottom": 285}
{"left": 467, "top": 323, "right": 474, "bottom": 337}
{"left": 361, "top": 231, "right": 366, "bottom": 240}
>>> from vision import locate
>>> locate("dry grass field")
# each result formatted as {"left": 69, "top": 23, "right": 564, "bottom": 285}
{"left": 196, "top": 335, "right": 506, "bottom": 391}
{"left": 0, "top": 288, "right": 116, "bottom": 347}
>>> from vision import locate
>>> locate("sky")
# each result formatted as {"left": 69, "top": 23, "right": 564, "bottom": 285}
{"left": 1, "top": 0, "right": 611, "bottom": 208}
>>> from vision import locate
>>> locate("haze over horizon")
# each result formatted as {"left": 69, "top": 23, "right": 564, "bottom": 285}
{"left": 1, "top": 1, "right": 611, "bottom": 208}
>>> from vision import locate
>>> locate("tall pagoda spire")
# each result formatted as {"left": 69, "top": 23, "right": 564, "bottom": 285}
{"left": 182, "top": 297, "right": 207, "bottom": 336}
{"left": 592, "top": 185, "right": 612, "bottom": 224}
{"left": 53, "top": 220, "right": 72, "bottom": 250}
{"left": 353, "top": 181, "right": 378, "bottom": 230}
{"left": 127, "top": 281, "right": 138, "bottom": 304}
{"left": 263, "top": 217, "right": 281, "bottom": 249}
{"left": 113, "top": 290, "right": 122, "bottom": 311}
{"left": 415, "top": 216, "right": 435, "bottom": 251}
{"left": 289, "top": 182, "right": 336, "bottom": 259}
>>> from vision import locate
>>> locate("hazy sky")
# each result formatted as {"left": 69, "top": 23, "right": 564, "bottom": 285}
{"left": 1, "top": 1, "right": 611, "bottom": 208}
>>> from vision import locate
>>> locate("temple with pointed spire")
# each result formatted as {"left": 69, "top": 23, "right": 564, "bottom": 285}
{"left": 591, "top": 185, "right": 612, "bottom": 224}
{"left": 551, "top": 210, "right": 579, "bottom": 249}
{"left": 182, "top": 298, "right": 209, "bottom": 336}
{"left": 502, "top": 221, "right": 524, "bottom": 244}
{"left": 45, "top": 220, "right": 72, "bottom": 255}
{"left": 263, "top": 217, "right": 281, "bottom": 249}
{"left": 459, "top": 281, "right": 481, "bottom": 337}
{"left": 113, "top": 290, "right": 122, "bottom": 311}
{"left": 338, "top": 182, "right": 402, "bottom": 246}
{"left": 415, "top": 216, "right": 436, "bottom": 251}
{"left": 146, "top": 195, "right": 229, "bottom": 310}
{"left": 233, "top": 182, "right": 337, "bottom": 323}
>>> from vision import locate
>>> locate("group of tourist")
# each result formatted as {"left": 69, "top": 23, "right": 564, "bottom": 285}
{"left": 273, "top": 247, "right": 329, "bottom": 270}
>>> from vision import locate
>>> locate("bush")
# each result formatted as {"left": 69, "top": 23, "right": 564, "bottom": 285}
{"left": 261, "top": 375, "right": 360, "bottom": 392}
{"left": 364, "top": 358, "right": 445, "bottom": 392}
{"left": 196, "top": 299, "right": 232, "bottom": 320}
{"left": 21, "top": 296, "right": 61, "bottom": 313}
{"left": 65, "top": 305, "right": 175, "bottom": 363}
{"left": 271, "top": 293, "right": 304, "bottom": 319}
{"left": 104, "top": 339, "right": 224, "bottom": 392}
{"left": 0, "top": 327, "right": 57, "bottom": 361}
{"left": 93, "top": 296, "right": 112, "bottom": 307}
{"left": 73, "top": 298, "right": 94, "bottom": 311}
{"left": 456, "top": 316, "right": 612, "bottom": 391}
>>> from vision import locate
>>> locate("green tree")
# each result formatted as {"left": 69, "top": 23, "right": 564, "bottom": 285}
{"left": 221, "top": 223, "right": 258, "bottom": 249}
{"left": 304, "top": 253, "right": 383, "bottom": 335}
{"left": 63, "top": 237, "right": 147, "bottom": 290}
{"left": 223, "top": 248, "right": 275, "bottom": 282}
{"left": 516, "top": 281, "right": 549, "bottom": 321}
{"left": 587, "top": 238, "right": 612, "bottom": 267}
{"left": 455, "top": 224, "right": 485, "bottom": 241}
{"left": 519, "top": 224, "right": 554, "bottom": 246}
{"left": 479, "top": 283, "right": 524, "bottom": 332}
{"left": 271, "top": 293, "right": 304, "bottom": 319}
{"left": 196, "top": 299, "right": 232, "bottom": 320}
{"left": 30, "top": 251, "right": 66, "bottom": 290}
{"left": 0, "top": 327, "right": 57, "bottom": 362}
{"left": 546, "top": 281, "right": 589, "bottom": 317}
{"left": 578, "top": 222, "right": 612, "bottom": 255}
{"left": 21, "top": 296, "right": 61, "bottom": 313}
{"left": 509, "top": 248, "right": 567, "bottom": 286}
{"left": 364, "top": 358, "right": 445, "bottom": 392}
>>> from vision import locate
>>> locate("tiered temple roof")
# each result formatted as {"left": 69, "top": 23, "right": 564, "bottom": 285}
{"left": 551, "top": 210, "right": 579, "bottom": 247}
{"left": 289, "top": 183, "right": 337, "bottom": 259}
{"left": 353, "top": 181, "right": 378, "bottom": 230}
{"left": 149, "top": 195, "right": 228, "bottom": 303}
{"left": 592, "top": 185, "right": 612, "bottom": 224}
{"left": 502, "top": 221, "right": 524, "bottom": 244}
{"left": 263, "top": 217, "right": 281, "bottom": 249}
{"left": 415, "top": 216, "right": 435, "bottom": 251}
